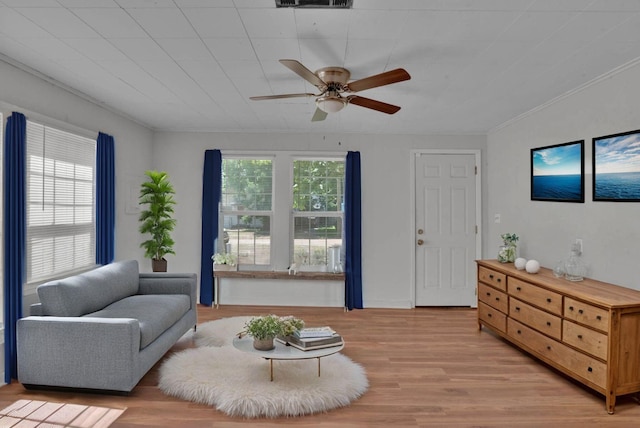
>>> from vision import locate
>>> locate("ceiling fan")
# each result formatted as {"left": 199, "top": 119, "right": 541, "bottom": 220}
{"left": 250, "top": 59, "right": 411, "bottom": 122}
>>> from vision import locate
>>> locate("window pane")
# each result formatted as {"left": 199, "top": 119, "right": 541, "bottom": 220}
{"left": 293, "top": 160, "right": 345, "bottom": 212}
{"left": 221, "top": 158, "right": 272, "bottom": 266}
{"left": 222, "top": 159, "right": 272, "bottom": 211}
{"left": 292, "top": 159, "right": 344, "bottom": 269}
{"left": 26, "top": 121, "right": 96, "bottom": 283}
{"left": 293, "top": 216, "right": 342, "bottom": 267}
{"left": 223, "top": 215, "right": 271, "bottom": 265}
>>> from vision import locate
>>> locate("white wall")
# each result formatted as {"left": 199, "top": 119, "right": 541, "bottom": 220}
{"left": 486, "top": 60, "right": 640, "bottom": 290}
{"left": 152, "top": 131, "right": 486, "bottom": 308}
{"left": 0, "top": 58, "right": 154, "bottom": 288}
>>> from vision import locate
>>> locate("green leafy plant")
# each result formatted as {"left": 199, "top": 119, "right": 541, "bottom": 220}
{"left": 139, "top": 170, "right": 177, "bottom": 266}
{"left": 244, "top": 315, "right": 284, "bottom": 340}
{"left": 498, "top": 233, "right": 519, "bottom": 263}
{"left": 280, "top": 315, "right": 305, "bottom": 336}
{"left": 501, "top": 233, "right": 519, "bottom": 246}
{"left": 212, "top": 252, "right": 237, "bottom": 265}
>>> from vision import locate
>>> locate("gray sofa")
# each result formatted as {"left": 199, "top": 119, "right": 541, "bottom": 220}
{"left": 16, "top": 259, "right": 197, "bottom": 393}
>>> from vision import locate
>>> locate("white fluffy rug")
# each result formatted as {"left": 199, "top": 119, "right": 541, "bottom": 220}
{"left": 159, "top": 317, "right": 368, "bottom": 418}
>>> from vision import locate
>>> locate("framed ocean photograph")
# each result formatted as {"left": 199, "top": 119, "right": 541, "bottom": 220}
{"left": 531, "top": 140, "right": 584, "bottom": 202}
{"left": 593, "top": 129, "right": 640, "bottom": 202}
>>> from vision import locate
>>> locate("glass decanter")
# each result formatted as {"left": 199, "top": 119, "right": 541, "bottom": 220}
{"left": 564, "top": 243, "right": 586, "bottom": 281}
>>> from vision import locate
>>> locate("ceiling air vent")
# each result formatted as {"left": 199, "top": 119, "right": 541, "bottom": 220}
{"left": 275, "top": 0, "right": 353, "bottom": 8}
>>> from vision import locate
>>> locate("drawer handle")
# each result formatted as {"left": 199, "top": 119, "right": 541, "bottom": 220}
{"left": 515, "top": 307, "right": 520, "bottom": 312}
{"left": 546, "top": 322, "right": 551, "bottom": 327}
{"left": 488, "top": 313, "right": 492, "bottom": 318}
{"left": 569, "top": 306, "right": 574, "bottom": 311}
{"left": 497, "top": 278, "right": 502, "bottom": 283}
{"left": 596, "top": 315, "right": 602, "bottom": 321}
{"left": 578, "top": 309, "right": 584, "bottom": 314}
{"left": 577, "top": 335, "right": 583, "bottom": 340}
{"left": 486, "top": 292, "right": 491, "bottom": 296}
{"left": 489, "top": 274, "right": 494, "bottom": 279}
{"left": 517, "top": 330, "right": 522, "bottom": 334}
{"left": 546, "top": 298, "right": 552, "bottom": 303}
{"left": 547, "top": 346, "right": 551, "bottom": 351}
{"left": 588, "top": 367, "right": 593, "bottom": 373}
{"left": 516, "top": 286, "right": 521, "bottom": 291}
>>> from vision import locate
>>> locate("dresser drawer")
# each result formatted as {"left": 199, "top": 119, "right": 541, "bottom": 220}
{"left": 479, "top": 301, "right": 506, "bottom": 332}
{"left": 508, "top": 318, "right": 606, "bottom": 390}
{"left": 508, "top": 318, "right": 549, "bottom": 350}
{"left": 563, "top": 320, "right": 608, "bottom": 361}
{"left": 478, "top": 282, "right": 508, "bottom": 313}
{"left": 545, "top": 337, "right": 607, "bottom": 389}
{"left": 508, "top": 277, "right": 562, "bottom": 316}
{"left": 564, "top": 297, "right": 609, "bottom": 333}
{"left": 510, "top": 298, "right": 562, "bottom": 340}
{"left": 478, "top": 266, "right": 506, "bottom": 292}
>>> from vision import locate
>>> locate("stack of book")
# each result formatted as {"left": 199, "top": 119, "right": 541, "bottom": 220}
{"left": 276, "top": 326, "right": 343, "bottom": 351}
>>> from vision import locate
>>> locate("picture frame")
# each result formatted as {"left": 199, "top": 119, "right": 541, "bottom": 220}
{"left": 593, "top": 129, "right": 640, "bottom": 202}
{"left": 531, "top": 140, "right": 584, "bottom": 202}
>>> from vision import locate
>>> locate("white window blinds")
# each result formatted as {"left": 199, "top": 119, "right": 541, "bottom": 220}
{"left": 26, "top": 121, "right": 96, "bottom": 283}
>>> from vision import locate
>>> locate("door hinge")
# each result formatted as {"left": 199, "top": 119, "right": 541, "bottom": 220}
{"left": 475, "top": 225, "right": 478, "bottom": 234}
{"left": 475, "top": 165, "right": 478, "bottom": 175}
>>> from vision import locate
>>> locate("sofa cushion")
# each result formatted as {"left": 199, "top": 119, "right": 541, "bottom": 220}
{"left": 84, "top": 294, "right": 191, "bottom": 349}
{"left": 38, "top": 260, "right": 140, "bottom": 317}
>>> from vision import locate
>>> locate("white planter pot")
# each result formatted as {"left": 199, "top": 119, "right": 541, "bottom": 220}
{"left": 214, "top": 264, "right": 237, "bottom": 271}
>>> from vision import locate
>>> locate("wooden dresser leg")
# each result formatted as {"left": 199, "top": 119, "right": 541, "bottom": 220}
{"left": 606, "top": 393, "right": 616, "bottom": 415}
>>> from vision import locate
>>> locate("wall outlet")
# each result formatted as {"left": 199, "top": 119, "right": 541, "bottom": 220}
{"left": 494, "top": 213, "right": 501, "bottom": 224}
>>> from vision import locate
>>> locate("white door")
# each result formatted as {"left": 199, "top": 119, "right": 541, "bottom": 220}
{"left": 415, "top": 153, "right": 478, "bottom": 306}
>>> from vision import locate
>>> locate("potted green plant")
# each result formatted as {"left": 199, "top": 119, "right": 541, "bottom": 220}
{"left": 139, "top": 170, "right": 177, "bottom": 272}
{"left": 244, "top": 315, "right": 284, "bottom": 351}
{"left": 212, "top": 252, "right": 237, "bottom": 271}
{"left": 498, "top": 233, "right": 519, "bottom": 263}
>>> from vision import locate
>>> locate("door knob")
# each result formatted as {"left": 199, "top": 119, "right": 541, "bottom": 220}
{"left": 417, "top": 239, "right": 424, "bottom": 246}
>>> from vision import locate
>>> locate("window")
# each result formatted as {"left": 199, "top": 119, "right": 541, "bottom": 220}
{"left": 221, "top": 158, "right": 273, "bottom": 266}
{"left": 26, "top": 121, "right": 96, "bottom": 284}
{"left": 292, "top": 159, "right": 344, "bottom": 268}
{"left": 220, "top": 154, "right": 344, "bottom": 271}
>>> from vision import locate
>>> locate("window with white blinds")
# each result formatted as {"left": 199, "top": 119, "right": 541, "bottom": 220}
{"left": 26, "top": 121, "right": 96, "bottom": 284}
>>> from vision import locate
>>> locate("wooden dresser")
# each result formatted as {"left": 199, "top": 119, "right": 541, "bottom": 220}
{"left": 477, "top": 259, "right": 640, "bottom": 414}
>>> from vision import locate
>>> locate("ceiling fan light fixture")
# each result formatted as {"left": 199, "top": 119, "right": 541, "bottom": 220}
{"left": 316, "top": 96, "right": 346, "bottom": 113}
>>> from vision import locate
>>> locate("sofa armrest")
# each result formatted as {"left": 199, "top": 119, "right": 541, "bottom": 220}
{"left": 138, "top": 273, "right": 197, "bottom": 310}
{"left": 17, "top": 316, "right": 141, "bottom": 391}
{"left": 29, "top": 303, "right": 43, "bottom": 316}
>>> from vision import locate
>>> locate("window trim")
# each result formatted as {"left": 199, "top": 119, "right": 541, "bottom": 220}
{"left": 220, "top": 150, "right": 345, "bottom": 272}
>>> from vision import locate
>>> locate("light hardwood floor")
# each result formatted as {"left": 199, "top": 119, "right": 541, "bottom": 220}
{"left": 2, "top": 305, "right": 640, "bottom": 427}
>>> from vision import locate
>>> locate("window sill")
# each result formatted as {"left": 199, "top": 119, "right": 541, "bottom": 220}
{"left": 213, "top": 270, "right": 344, "bottom": 281}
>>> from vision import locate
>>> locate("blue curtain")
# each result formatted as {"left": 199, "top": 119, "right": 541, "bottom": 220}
{"left": 96, "top": 132, "right": 115, "bottom": 265}
{"left": 344, "top": 151, "right": 363, "bottom": 310}
{"left": 4, "top": 112, "right": 26, "bottom": 382}
{"left": 200, "top": 150, "right": 222, "bottom": 306}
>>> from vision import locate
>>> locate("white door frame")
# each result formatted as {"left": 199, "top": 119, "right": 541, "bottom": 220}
{"left": 409, "top": 149, "right": 482, "bottom": 308}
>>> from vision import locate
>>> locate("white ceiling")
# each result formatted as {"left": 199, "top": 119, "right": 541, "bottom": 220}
{"left": 1, "top": 0, "right": 640, "bottom": 135}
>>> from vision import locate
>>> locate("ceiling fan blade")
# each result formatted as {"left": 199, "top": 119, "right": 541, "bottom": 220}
{"left": 311, "top": 107, "right": 328, "bottom": 122}
{"left": 347, "top": 96, "right": 401, "bottom": 115}
{"left": 279, "top": 59, "right": 327, "bottom": 88}
{"left": 346, "top": 68, "right": 411, "bottom": 93}
{"left": 250, "top": 93, "right": 316, "bottom": 101}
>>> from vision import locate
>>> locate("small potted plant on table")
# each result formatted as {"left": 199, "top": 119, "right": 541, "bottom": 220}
{"left": 245, "top": 315, "right": 284, "bottom": 351}
{"left": 212, "top": 252, "right": 237, "bottom": 271}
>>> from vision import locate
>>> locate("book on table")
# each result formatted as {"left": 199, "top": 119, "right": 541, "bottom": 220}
{"left": 295, "top": 327, "right": 336, "bottom": 338}
{"left": 276, "top": 333, "right": 343, "bottom": 351}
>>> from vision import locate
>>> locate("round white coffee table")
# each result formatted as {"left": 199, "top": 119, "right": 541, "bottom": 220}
{"left": 232, "top": 336, "right": 344, "bottom": 381}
